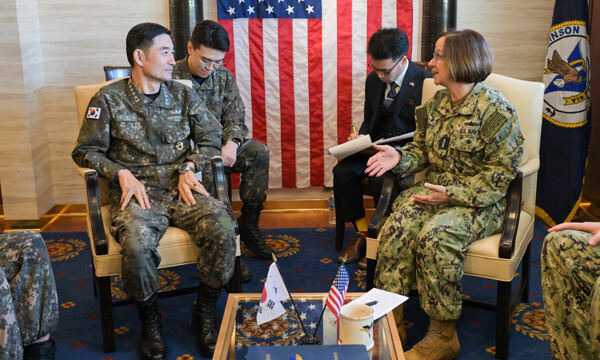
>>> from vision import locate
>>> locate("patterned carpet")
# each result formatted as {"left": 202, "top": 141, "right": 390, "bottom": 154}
{"left": 46, "top": 223, "right": 552, "bottom": 359}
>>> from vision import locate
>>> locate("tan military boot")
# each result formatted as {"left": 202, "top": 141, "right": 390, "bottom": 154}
{"left": 405, "top": 319, "right": 460, "bottom": 360}
{"left": 392, "top": 305, "right": 406, "bottom": 344}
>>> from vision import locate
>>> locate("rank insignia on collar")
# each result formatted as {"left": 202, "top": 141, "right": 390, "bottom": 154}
{"left": 86, "top": 106, "right": 102, "bottom": 120}
{"left": 175, "top": 141, "right": 184, "bottom": 151}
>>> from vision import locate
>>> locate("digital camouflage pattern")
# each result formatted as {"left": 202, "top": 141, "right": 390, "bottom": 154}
{"left": 541, "top": 230, "right": 600, "bottom": 360}
{"left": 72, "top": 78, "right": 237, "bottom": 300}
{"left": 172, "top": 59, "right": 248, "bottom": 145}
{"left": 109, "top": 187, "right": 236, "bottom": 300}
{"left": 72, "top": 78, "right": 223, "bottom": 183}
{"left": 0, "top": 231, "right": 58, "bottom": 360}
{"left": 375, "top": 83, "right": 524, "bottom": 320}
{"left": 173, "top": 59, "right": 269, "bottom": 205}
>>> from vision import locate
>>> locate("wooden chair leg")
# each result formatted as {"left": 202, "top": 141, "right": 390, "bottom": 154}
{"left": 96, "top": 275, "right": 116, "bottom": 353}
{"left": 334, "top": 191, "right": 345, "bottom": 251}
{"left": 366, "top": 258, "right": 377, "bottom": 290}
{"left": 495, "top": 281, "right": 511, "bottom": 360}
{"left": 521, "top": 244, "right": 531, "bottom": 303}
{"left": 227, "top": 256, "right": 242, "bottom": 293}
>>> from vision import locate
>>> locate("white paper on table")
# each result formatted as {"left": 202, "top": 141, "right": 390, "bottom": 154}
{"left": 347, "top": 288, "right": 408, "bottom": 321}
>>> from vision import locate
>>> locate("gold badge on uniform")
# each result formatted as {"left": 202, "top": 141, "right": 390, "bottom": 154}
{"left": 175, "top": 141, "right": 184, "bottom": 151}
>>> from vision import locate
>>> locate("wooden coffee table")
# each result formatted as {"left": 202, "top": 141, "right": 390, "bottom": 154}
{"left": 213, "top": 292, "right": 404, "bottom": 359}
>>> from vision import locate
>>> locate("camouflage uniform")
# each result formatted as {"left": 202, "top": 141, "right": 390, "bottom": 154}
{"left": 541, "top": 229, "right": 600, "bottom": 360}
{"left": 374, "top": 82, "right": 524, "bottom": 320}
{"left": 72, "top": 79, "right": 237, "bottom": 300}
{"left": 0, "top": 231, "right": 58, "bottom": 360}
{"left": 172, "top": 59, "right": 269, "bottom": 205}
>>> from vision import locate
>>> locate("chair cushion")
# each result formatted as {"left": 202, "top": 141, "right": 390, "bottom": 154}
{"left": 366, "top": 211, "right": 534, "bottom": 283}
{"left": 464, "top": 212, "right": 533, "bottom": 282}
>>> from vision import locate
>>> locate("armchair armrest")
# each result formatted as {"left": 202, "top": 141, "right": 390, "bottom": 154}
{"left": 75, "top": 166, "right": 109, "bottom": 256}
{"left": 367, "top": 172, "right": 404, "bottom": 239}
{"left": 498, "top": 171, "right": 523, "bottom": 259}
{"left": 210, "top": 156, "right": 239, "bottom": 234}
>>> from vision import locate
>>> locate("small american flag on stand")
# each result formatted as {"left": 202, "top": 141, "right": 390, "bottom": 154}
{"left": 325, "top": 264, "right": 350, "bottom": 319}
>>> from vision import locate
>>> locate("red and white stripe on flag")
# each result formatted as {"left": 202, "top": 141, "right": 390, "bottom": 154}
{"left": 218, "top": 0, "right": 412, "bottom": 188}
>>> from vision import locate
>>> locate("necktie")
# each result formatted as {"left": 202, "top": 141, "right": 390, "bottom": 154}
{"left": 384, "top": 83, "right": 398, "bottom": 108}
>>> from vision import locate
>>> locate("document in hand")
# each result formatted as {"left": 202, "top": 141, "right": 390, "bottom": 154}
{"left": 328, "top": 132, "right": 414, "bottom": 160}
{"left": 347, "top": 288, "right": 408, "bottom": 321}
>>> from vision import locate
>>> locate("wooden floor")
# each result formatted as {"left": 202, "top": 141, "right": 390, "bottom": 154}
{"left": 0, "top": 203, "right": 374, "bottom": 233}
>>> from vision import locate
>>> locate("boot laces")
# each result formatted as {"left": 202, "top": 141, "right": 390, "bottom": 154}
{"left": 416, "top": 321, "right": 444, "bottom": 350}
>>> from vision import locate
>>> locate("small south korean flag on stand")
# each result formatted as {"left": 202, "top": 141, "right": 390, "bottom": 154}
{"left": 257, "top": 262, "right": 290, "bottom": 325}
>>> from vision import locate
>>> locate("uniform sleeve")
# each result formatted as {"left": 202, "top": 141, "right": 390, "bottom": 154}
{"left": 185, "top": 93, "right": 222, "bottom": 171}
{"left": 71, "top": 94, "right": 125, "bottom": 181}
{"left": 391, "top": 103, "right": 431, "bottom": 177}
{"left": 445, "top": 106, "right": 524, "bottom": 207}
{"left": 221, "top": 74, "right": 248, "bottom": 142}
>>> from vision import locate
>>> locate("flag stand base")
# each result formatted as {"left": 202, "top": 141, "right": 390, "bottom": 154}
{"left": 299, "top": 335, "right": 322, "bottom": 345}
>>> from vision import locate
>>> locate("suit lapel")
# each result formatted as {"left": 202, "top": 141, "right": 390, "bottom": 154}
{"left": 390, "top": 61, "right": 419, "bottom": 120}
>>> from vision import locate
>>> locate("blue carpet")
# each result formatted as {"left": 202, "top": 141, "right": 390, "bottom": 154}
{"left": 45, "top": 222, "right": 551, "bottom": 359}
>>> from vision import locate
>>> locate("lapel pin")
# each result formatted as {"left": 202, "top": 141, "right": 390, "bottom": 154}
{"left": 409, "top": 82, "right": 415, "bottom": 87}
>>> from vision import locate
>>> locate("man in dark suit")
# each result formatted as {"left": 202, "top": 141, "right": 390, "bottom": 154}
{"left": 334, "top": 28, "right": 431, "bottom": 267}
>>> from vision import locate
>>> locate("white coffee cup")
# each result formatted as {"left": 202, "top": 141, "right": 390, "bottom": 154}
{"left": 338, "top": 303, "right": 374, "bottom": 351}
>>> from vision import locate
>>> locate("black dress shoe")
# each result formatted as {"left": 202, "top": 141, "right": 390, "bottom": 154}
{"left": 337, "top": 233, "right": 366, "bottom": 264}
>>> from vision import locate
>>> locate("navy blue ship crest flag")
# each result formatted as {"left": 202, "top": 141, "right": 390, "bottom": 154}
{"left": 536, "top": 0, "right": 591, "bottom": 226}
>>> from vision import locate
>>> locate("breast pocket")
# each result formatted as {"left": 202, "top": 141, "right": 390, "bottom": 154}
{"left": 163, "top": 114, "right": 191, "bottom": 144}
{"left": 112, "top": 114, "right": 144, "bottom": 142}
{"left": 449, "top": 132, "right": 486, "bottom": 172}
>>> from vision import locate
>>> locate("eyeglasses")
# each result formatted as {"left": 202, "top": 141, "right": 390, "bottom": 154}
{"left": 368, "top": 56, "right": 404, "bottom": 75}
{"left": 198, "top": 56, "right": 224, "bottom": 68}
{"left": 431, "top": 52, "right": 446, "bottom": 62}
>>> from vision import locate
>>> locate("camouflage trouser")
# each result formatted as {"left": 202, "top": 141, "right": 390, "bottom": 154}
{"left": 541, "top": 230, "right": 600, "bottom": 360}
{"left": 374, "top": 184, "right": 505, "bottom": 320}
{"left": 200, "top": 139, "right": 269, "bottom": 205}
{"left": 0, "top": 231, "right": 59, "bottom": 360}
{"left": 110, "top": 186, "right": 237, "bottom": 301}
{"left": 230, "top": 139, "right": 269, "bottom": 205}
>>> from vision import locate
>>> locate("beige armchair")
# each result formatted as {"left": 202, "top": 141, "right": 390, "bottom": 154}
{"left": 74, "top": 79, "right": 242, "bottom": 353}
{"left": 365, "top": 73, "right": 544, "bottom": 360}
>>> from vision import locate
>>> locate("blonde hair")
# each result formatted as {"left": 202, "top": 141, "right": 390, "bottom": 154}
{"left": 440, "top": 29, "right": 493, "bottom": 83}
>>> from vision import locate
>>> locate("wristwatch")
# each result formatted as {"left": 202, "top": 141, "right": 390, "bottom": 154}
{"left": 230, "top": 138, "right": 242, "bottom": 146}
{"left": 178, "top": 162, "right": 195, "bottom": 174}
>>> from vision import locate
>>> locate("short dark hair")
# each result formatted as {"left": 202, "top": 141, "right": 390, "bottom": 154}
{"left": 126, "top": 23, "right": 171, "bottom": 66}
{"left": 190, "top": 20, "right": 230, "bottom": 52}
{"left": 367, "top": 28, "right": 409, "bottom": 61}
{"left": 440, "top": 29, "right": 493, "bottom": 83}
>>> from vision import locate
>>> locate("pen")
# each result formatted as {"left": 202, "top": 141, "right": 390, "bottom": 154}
{"left": 365, "top": 300, "right": 377, "bottom": 306}
{"left": 352, "top": 124, "right": 357, "bottom": 135}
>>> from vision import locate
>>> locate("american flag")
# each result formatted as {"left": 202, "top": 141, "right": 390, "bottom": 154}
{"left": 325, "top": 264, "right": 350, "bottom": 319}
{"left": 216, "top": 0, "right": 413, "bottom": 188}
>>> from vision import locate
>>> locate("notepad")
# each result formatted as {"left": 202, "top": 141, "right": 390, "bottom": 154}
{"left": 347, "top": 288, "right": 408, "bottom": 321}
{"left": 328, "top": 132, "right": 414, "bottom": 160}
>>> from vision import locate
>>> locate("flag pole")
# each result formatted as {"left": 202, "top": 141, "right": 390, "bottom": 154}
{"left": 271, "top": 253, "right": 321, "bottom": 345}
{"left": 312, "top": 298, "right": 328, "bottom": 338}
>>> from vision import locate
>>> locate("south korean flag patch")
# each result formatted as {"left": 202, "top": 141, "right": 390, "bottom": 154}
{"left": 86, "top": 106, "right": 102, "bottom": 120}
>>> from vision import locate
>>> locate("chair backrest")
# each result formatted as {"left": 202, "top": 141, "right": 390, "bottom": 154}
{"left": 421, "top": 74, "right": 544, "bottom": 217}
{"left": 74, "top": 78, "right": 193, "bottom": 205}
{"left": 103, "top": 66, "right": 132, "bottom": 81}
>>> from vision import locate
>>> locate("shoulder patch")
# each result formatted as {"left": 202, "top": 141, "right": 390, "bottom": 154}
{"left": 415, "top": 105, "right": 428, "bottom": 131}
{"left": 86, "top": 106, "right": 102, "bottom": 120}
{"left": 480, "top": 110, "right": 508, "bottom": 142}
